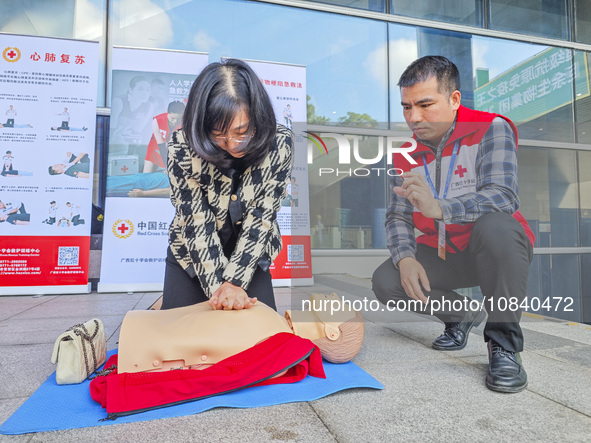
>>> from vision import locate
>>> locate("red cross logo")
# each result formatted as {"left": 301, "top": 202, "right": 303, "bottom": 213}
{"left": 3, "top": 47, "right": 21, "bottom": 63}
{"left": 113, "top": 219, "right": 134, "bottom": 238}
{"left": 121, "top": 165, "right": 129, "bottom": 173}
{"left": 455, "top": 165, "right": 467, "bottom": 178}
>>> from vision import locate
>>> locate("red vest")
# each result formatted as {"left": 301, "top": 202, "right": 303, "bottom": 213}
{"left": 90, "top": 333, "right": 325, "bottom": 420}
{"left": 395, "top": 105, "right": 535, "bottom": 252}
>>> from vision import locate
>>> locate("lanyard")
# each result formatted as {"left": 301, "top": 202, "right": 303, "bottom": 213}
{"left": 422, "top": 140, "right": 459, "bottom": 200}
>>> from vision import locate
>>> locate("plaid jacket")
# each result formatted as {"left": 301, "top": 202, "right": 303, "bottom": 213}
{"left": 167, "top": 124, "right": 294, "bottom": 297}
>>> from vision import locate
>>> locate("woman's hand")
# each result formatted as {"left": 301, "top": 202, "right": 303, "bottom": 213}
{"left": 209, "top": 281, "right": 257, "bottom": 310}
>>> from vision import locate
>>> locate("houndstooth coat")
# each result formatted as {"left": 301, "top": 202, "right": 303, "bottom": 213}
{"left": 167, "top": 124, "right": 294, "bottom": 298}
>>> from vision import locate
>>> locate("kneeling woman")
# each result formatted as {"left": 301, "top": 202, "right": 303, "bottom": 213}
{"left": 162, "top": 59, "right": 293, "bottom": 311}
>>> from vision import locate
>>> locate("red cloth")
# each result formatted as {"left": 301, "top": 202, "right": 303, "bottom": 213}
{"left": 90, "top": 332, "right": 325, "bottom": 418}
{"left": 395, "top": 105, "right": 535, "bottom": 252}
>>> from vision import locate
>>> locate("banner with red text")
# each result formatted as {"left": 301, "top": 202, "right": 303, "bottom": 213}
{"left": 98, "top": 47, "right": 208, "bottom": 292}
{"left": 0, "top": 34, "right": 98, "bottom": 295}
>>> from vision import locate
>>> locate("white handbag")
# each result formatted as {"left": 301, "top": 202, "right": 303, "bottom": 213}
{"left": 51, "top": 318, "right": 107, "bottom": 385}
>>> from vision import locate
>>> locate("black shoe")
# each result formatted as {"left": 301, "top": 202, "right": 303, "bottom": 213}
{"left": 486, "top": 340, "right": 527, "bottom": 393}
{"left": 432, "top": 308, "right": 486, "bottom": 351}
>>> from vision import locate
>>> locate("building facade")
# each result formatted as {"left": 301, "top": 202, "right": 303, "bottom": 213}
{"left": 2, "top": 0, "right": 590, "bottom": 322}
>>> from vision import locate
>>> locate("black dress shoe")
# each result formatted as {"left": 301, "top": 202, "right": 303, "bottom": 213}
{"left": 432, "top": 308, "right": 486, "bottom": 351}
{"left": 486, "top": 340, "right": 527, "bottom": 393}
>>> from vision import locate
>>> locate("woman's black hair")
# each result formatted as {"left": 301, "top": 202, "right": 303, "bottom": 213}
{"left": 182, "top": 58, "right": 277, "bottom": 168}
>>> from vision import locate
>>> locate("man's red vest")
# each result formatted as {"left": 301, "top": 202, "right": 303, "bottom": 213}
{"left": 395, "top": 105, "right": 535, "bottom": 253}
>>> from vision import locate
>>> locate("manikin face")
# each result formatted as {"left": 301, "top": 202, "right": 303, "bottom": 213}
{"left": 210, "top": 108, "right": 250, "bottom": 158}
{"left": 400, "top": 76, "right": 461, "bottom": 146}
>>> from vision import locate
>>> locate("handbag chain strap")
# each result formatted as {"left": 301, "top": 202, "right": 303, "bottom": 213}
{"left": 68, "top": 319, "right": 100, "bottom": 380}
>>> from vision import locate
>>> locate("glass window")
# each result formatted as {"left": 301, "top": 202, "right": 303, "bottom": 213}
{"left": 0, "top": 0, "right": 107, "bottom": 106}
{"left": 391, "top": 0, "right": 483, "bottom": 27}
{"left": 582, "top": 255, "right": 591, "bottom": 324}
{"left": 579, "top": 151, "right": 591, "bottom": 247}
{"left": 574, "top": 51, "right": 591, "bottom": 144}
{"left": 527, "top": 254, "right": 582, "bottom": 322}
{"left": 472, "top": 38, "right": 575, "bottom": 143}
{"left": 300, "top": 0, "right": 386, "bottom": 13}
{"left": 110, "top": 0, "right": 388, "bottom": 126}
{"left": 489, "top": 0, "right": 569, "bottom": 41}
{"left": 517, "top": 147, "right": 580, "bottom": 248}
{"left": 307, "top": 133, "right": 389, "bottom": 249}
{"left": 574, "top": 0, "right": 591, "bottom": 44}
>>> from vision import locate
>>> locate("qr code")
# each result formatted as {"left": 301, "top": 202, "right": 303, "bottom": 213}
{"left": 287, "top": 244, "right": 304, "bottom": 262}
{"left": 58, "top": 247, "right": 79, "bottom": 266}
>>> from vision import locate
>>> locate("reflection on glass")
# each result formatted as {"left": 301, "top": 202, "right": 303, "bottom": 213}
{"left": 391, "top": 0, "right": 483, "bottom": 27}
{"left": 473, "top": 38, "right": 576, "bottom": 143}
{"left": 111, "top": 0, "right": 388, "bottom": 126}
{"left": 0, "top": 0, "right": 107, "bottom": 106}
{"left": 582, "top": 255, "right": 591, "bottom": 323}
{"left": 518, "top": 147, "right": 579, "bottom": 248}
{"left": 308, "top": 133, "right": 388, "bottom": 249}
{"left": 579, "top": 151, "right": 591, "bottom": 246}
{"left": 527, "top": 254, "right": 582, "bottom": 322}
{"left": 575, "top": 0, "right": 591, "bottom": 44}
{"left": 574, "top": 52, "right": 591, "bottom": 144}
{"left": 299, "top": 0, "right": 385, "bottom": 13}
{"left": 489, "top": 0, "right": 569, "bottom": 40}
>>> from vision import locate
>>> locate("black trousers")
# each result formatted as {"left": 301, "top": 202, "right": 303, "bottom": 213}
{"left": 161, "top": 247, "right": 276, "bottom": 311}
{"left": 372, "top": 212, "right": 533, "bottom": 352}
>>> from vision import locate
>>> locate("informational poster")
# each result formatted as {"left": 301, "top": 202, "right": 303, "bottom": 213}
{"left": 242, "top": 59, "right": 313, "bottom": 286}
{"left": 98, "top": 47, "right": 208, "bottom": 292}
{"left": 0, "top": 34, "right": 98, "bottom": 295}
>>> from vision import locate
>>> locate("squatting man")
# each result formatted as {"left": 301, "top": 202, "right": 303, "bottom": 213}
{"left": 372, "top": 55, "right": 535, "bottom": 393}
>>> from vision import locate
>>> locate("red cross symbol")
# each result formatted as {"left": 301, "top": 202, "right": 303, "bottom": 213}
{"left": 6, "top": 50, "right": 17, "bottom": 59}
{"left": 455, "top": 165, "right": 467, "bottom": 178}
{"left": 118, "top": 223, "right": 129, "bottom": 234}
{"left": 121, "top": 165, "right": 128, "bottom": 173}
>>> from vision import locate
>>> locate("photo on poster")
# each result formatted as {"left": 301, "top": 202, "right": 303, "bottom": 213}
{"left": 47, "top": 151, "right": 90, "bottom": 179}
{"left": 1, "top": 149, "right": 33, "bottom": 177}
{"left": 0, "top": 104, "right": 34, "bottom": 129}
{"left": 0, "top": 197, "right": 31, "bottom": 225}
{"left": 41, "top": 200, "right": 86, "bottom": 228}
{"left": 50, "top": 106, "right": 88, "bottom": 132}
{"left": 106, "top": 70, "right": 194, "bottom": 199}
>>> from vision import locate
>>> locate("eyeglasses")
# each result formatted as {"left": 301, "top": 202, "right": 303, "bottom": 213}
{"left": 212, "top": 135, "right": 248, "bottom": 144}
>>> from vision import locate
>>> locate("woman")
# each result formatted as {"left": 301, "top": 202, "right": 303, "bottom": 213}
{"left": 162, "top": 59, "right": 294, "bottom": 312}
{"left": 110, "top": 76, "right": 154, "bottom": 145}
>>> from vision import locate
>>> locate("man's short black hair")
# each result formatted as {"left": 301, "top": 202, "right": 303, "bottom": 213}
{"left": 167, "top": 101, "right": 185, "bottom": 115}
{"left": 182, "top": 58, "right": 277, "bottom": 169}
{"left": 398, "top": 55, "right": 460, "bottom": 98}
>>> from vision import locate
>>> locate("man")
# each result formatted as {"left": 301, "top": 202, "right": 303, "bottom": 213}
{"left": 48, "top": 152, "right": 90, "bottom": 178}
{"left": 57, "top": 107, "right": 70, "bottom": 130}
{"left": 143, "top": 101, "right": 185, "bottom": 173}
{"left": 372, "top": 56, "right": 535, "bottom": 393}
{"left": 68, "top": 202, "right": 85, "bottom": 226}
{"left": 4, "top": 105, "right": 16, "bottom": 127}
{"left": 287, "top": 176, "right": 299, "bottom": 207}
{"left": 43, "top": 201, "right": 58, "bottom": 224}
{"left": 0, "top": 198, "right": 30, "bottom": 225}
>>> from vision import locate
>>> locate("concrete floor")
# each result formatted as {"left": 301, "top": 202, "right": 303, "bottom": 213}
{"left": 1, "top": 274, "right": 591, "bottom": 442}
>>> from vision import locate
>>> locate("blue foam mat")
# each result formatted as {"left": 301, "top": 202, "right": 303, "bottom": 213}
{"left": 1, "top": 351, "right": 383, "bottom": 435}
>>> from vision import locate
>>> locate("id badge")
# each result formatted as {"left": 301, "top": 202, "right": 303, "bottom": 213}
{"left": 438, "top": 221, "right": 446, "bottom": 260}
